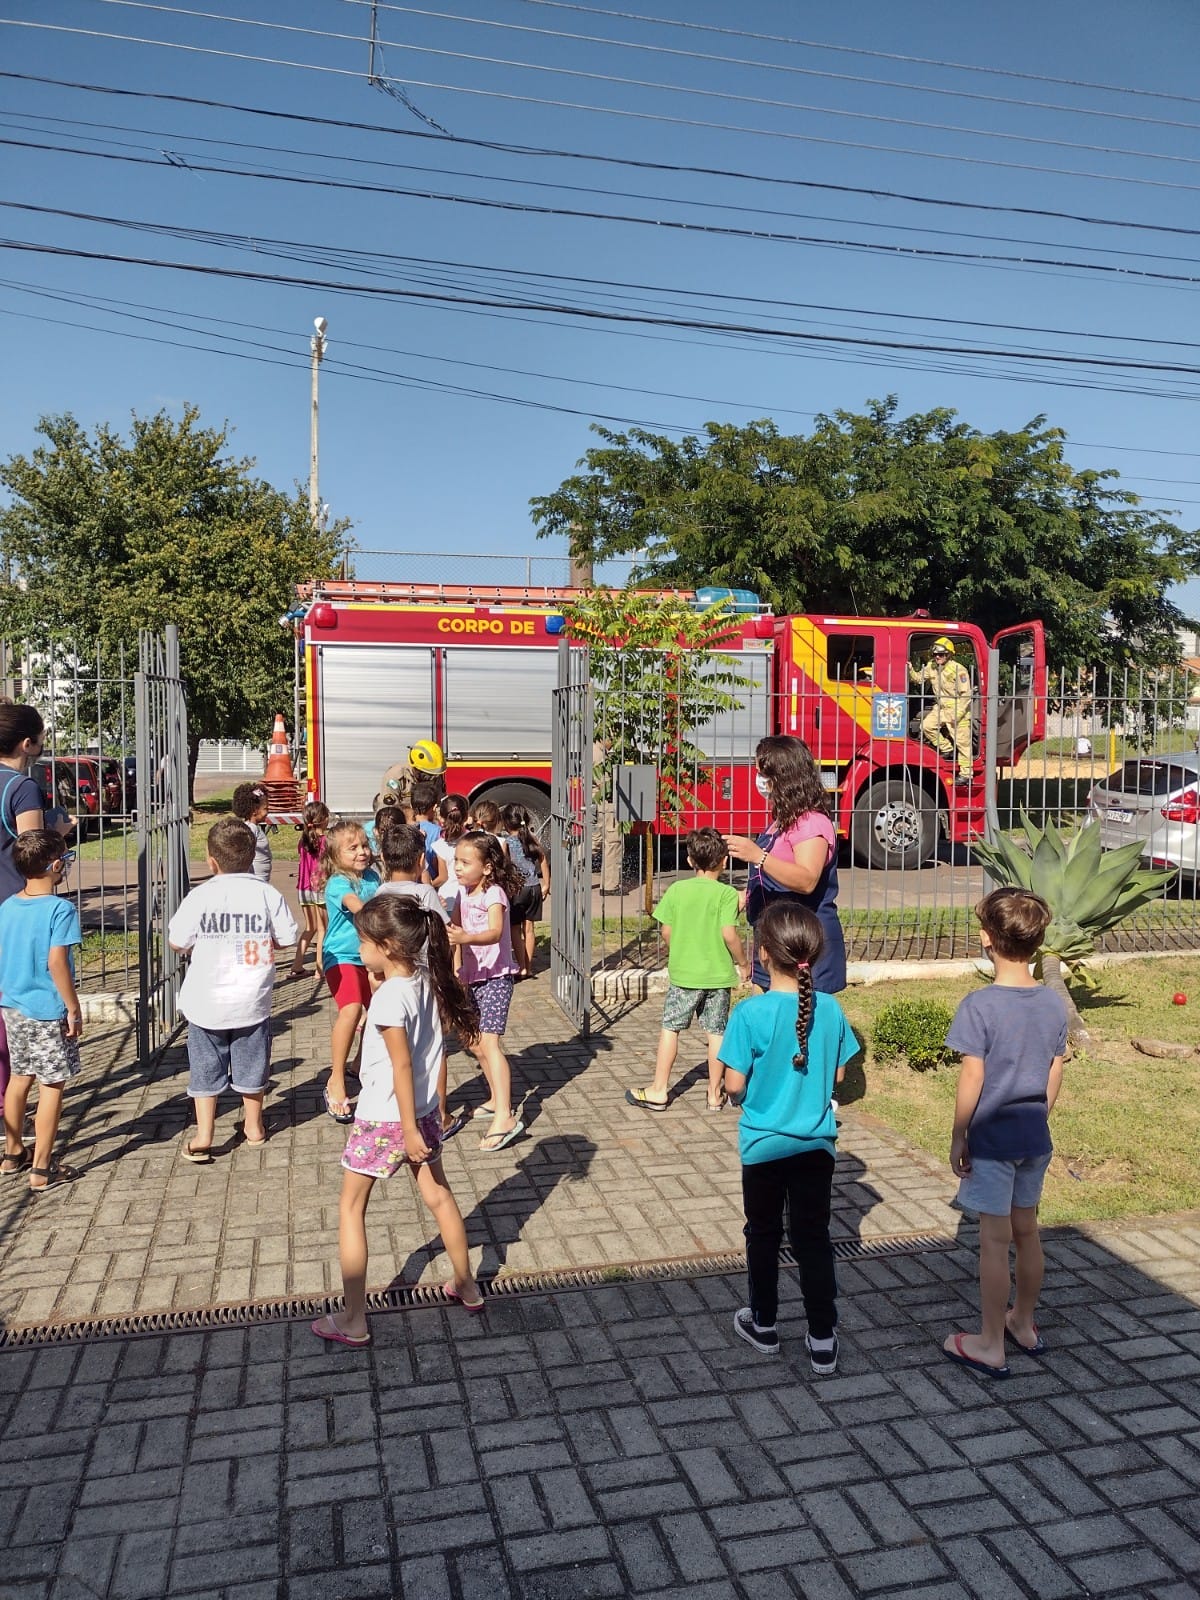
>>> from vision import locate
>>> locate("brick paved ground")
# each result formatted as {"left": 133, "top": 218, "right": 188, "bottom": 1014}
{"left": 3, "top": 1216, "right": 1200, "bottom": 1599}
{"left": 2, "top": 975, "right": 1200, "bottom": 1597}
{"left": 0, "top": 978, "right": 958, "bottom": 1328}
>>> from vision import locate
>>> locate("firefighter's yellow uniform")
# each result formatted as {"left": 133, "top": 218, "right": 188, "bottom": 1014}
{"left": 909, "top": 638, "right": 973, "bottom": 780}
{"left": 373, "top": 740, "right": 447, "bottom": 815}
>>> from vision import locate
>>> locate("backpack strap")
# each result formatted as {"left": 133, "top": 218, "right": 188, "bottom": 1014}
{"left": 0, "top": 770, "right": 30, "bottom": 841}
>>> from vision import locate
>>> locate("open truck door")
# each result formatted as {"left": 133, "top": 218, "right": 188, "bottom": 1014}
{"left": 991, "top": 622, "right": 1045, "bottom": 767}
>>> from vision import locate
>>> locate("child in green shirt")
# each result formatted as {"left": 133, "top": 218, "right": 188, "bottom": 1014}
{"left": 625, "top": 827, "right": 749, "bottom": 1113}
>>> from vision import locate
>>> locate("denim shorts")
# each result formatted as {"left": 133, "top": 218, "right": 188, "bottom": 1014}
{"left": 661, "top": 984, "right": 731, "bottom": 1036}
{"left": 958, "top": 1151, "right": 1052, "bottom": 1217}
{"left": 187, "top": 1018, "right": 273, "bottom": 1097}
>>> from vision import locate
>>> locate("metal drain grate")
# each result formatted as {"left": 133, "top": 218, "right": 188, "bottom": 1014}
{"left": 0, "top": 1232, "right": 958, "bottom": 1349}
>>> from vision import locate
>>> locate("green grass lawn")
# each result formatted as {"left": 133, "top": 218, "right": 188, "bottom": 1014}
{"left": 837, "top": 956, "right": 1200, "bottom": 1226}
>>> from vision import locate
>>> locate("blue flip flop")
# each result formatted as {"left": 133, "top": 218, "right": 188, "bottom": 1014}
{"left": 1005, "top": 1323, "right": 1048, "bottom": 1355}
{"left": 479, "top": 1119, "right": 525, "bottom": 1153}
{"left": 943, "top": 1333, "right": 1010, "bottom": 1379}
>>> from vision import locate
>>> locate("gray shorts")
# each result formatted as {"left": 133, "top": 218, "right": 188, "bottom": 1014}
{"left": 958, "top": 1151, "right": 1052, "bottom": 1217}
{"left": 2, "top": 1007, "right": 81, "bottom": 1086}
{"left": 661, "top": 984, "right": 731, "bottom": 1036}
{"left": 187, "top": 1018, "right": 273, "bottom": 1098}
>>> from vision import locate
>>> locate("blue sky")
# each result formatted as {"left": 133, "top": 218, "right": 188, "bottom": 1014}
{"left": 1, "top": 0, "right": 1199, "bottom": 610}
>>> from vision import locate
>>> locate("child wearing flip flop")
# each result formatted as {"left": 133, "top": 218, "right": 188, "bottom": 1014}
{"left": 626, "top": 827, "right": 750, "bottom": 1114}
{"left": 718, "top": 901, "right": 858, "bottom": 1370}
{"left": 312, "top": 894, "right": 483, "bottom": 1348}
{"left": 942, "top": 888, "right": 1067, "bottom": 1379}
{"left": 0, "top": 829, "right": 84, "bottom": 1191}
{"left": 168, "top": 818, "right": 298, "bottom": 1161}
{"left": 375, "top": 824, "right": 462, "bottom": 1138}
{"left": 321, "top": 820, "right": 381, "bottom": 1124}
{"left": 449, "top": 834, "right": 524, "bottom": 1153}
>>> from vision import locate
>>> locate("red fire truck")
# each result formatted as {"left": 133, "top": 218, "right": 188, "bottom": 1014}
{"left": 298, "top": 580, "right": 1044, "bottom": 870}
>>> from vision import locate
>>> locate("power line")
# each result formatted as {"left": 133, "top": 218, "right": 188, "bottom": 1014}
{"left": 12, "top": 274, "right": 1200, "bottom": 479}
{"left": 6, "top": 69, "right": 1199, "bottom": 232}
{"left": 333, "top": 0, "right": 1200, "bottom": 134}
{"left": 3, "top": 231, "right": 1199, "bottom": 390}
{"left": 513, "top": 0, "right": 1200, "bottom": 110}
{"left": 5, "top": 22, "right": 1200, "bottom": 192}
{"left": 76, "top": 1, "right": 1200, "bottom": 170}
{"left": 9, "top": 136, "right": 1200, "bottom": 290}
{"left": 6, "top": 282, "right": 1200, "bottom": 487}
{"left": 7, "top": 112, "right": 1197, "bottom": 274}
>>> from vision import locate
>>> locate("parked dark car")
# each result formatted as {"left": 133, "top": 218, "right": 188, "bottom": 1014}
{"left": 32, "top": 756, "right": 134, "bottom": 836}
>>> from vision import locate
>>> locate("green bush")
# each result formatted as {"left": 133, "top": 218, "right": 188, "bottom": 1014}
{"left": 872, "top": 1000, "right": 957, "bottom": 1073}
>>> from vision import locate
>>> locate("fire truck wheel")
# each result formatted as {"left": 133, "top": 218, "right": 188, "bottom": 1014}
{"left": 851, "top": 779, "right": 937, "bottom": 871}
{"left": 472, "top": 782, "right": 551, "bottom": 840}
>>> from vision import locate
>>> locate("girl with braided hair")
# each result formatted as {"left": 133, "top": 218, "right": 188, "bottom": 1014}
{"left": 719, "top": 901, "right": 859, "bottom": 1372}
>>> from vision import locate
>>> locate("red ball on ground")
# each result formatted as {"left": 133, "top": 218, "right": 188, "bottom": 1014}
{"left": 1172, "top": 992, "right": 1188, "bottom": 1005}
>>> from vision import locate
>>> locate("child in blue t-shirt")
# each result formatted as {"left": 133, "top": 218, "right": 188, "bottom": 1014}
{"left": 719, "top": 900, "right": 859, "bottom": 1372}
{"left": 0, "top": 829, "right": 83, "bottom": 1191}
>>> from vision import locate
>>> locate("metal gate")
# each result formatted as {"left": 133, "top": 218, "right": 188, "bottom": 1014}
{"left": 136, "top": 625, "right": 190, "bottom": 1061}
{"left": 549, "top": 638, "right": 593, "bottom": 1035}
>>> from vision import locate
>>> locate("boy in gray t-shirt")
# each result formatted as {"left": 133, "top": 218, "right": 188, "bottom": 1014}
{"left": 942, "top": 888, "right": 1067, "bottom": 1380}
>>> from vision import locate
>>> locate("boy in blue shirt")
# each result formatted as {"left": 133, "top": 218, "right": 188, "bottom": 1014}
{"left": 0, "top": 829, "right": 83, "bottom": 1191}
{"left": 942, "top": 888, "right": 1067, "bottom": 1379}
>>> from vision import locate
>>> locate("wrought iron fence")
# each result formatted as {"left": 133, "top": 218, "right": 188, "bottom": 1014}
{"left": 3, "top": 628, "right": 190, "bottom": 1057}
{"left": 584, "top": 649, "right": 1200, "bottom": 974}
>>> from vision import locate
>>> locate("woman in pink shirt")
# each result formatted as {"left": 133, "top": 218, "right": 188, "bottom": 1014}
{"left": 725, "top": 736, "right": 847, "bottom": 994}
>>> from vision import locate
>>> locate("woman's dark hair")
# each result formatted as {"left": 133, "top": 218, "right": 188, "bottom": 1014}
{"left": 438, "top": 791, "right": 470, "bottom": 842}
{"left": 354, "top": 895, "right": 479, "bottom": 1044}
{"left": 380, "top": 823, "right": 426, "bottom": 876}
{"left": 755, "top": 735, "right": 831, "bottom": 831}
{"left": 0, "top": 704, "right": 44, "bottom": 758}
{"left": 501, "top": 802, "right": 545, "bottom": 868}
{"left": 756, "top": 901, "right": 825, "bottom": 1071}
{"left": 299, "top": 800, "right": 330, "bottom": 859}
{"left": 457, "top": 831, "right": 524, "bottom": 902}
{"left": 231, "top": 782, "right": 267, "bottom": 821}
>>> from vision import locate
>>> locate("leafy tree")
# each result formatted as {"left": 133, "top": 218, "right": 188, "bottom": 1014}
{"left": 532, "top": 399, "right": 1200, "bottom": 669}
{"left": 0, "top": 407, "right": 345, "bottom": 791}
{"left": 563, "top": 588, "right": 751, "bottom": 819}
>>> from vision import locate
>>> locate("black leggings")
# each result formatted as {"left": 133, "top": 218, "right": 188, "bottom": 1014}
{"left": 742, "top": 1150, "right": 837, "bottom": 1337}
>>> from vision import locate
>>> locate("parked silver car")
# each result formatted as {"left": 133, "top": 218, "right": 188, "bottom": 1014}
{"left": 1086, "top": 752, "right": 1200, "bottom": 876}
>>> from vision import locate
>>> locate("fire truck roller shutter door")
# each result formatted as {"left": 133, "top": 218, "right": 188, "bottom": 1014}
{"left": 318, "top": 644, "right": 435, "bottom": 815}
{"left": 442, "top": 648, "right": 558, "bottom": 760}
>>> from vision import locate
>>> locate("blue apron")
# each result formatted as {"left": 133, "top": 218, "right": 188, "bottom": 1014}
{"left": 746, "top": 822, "right": 847, "bottom": 994}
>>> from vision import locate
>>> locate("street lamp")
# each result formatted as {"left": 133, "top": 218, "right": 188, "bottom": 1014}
{"left": 310, "top": 316, "right": 328, "bottom": 526}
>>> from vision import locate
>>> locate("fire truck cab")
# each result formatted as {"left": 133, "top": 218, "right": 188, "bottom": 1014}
{"left": 299, "top": 580, "right": 1044, "bottom": 870}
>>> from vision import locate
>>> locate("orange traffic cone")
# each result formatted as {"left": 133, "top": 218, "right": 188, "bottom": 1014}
{"left": 261, "top": 713, "right": 301, "bottom": 813}
{"left": 264, "top": 713, "right": 293, "bottom": 784}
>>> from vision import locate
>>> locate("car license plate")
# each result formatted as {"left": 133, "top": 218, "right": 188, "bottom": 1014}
{"left": 1106, "top": 807, "right": 1134, "bottom": 824}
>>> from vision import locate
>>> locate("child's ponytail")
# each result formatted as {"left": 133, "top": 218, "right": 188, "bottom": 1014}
{"left": 425, "top": 911, "right": 480, "bottom": 1044}
{"left": 756, "top": 901, "right": 825, "bottom": 1074}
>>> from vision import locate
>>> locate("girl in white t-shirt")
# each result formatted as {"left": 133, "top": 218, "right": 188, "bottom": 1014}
{"left": 311, "top": 893, "right": 483, "bottom": 1349}
{"left": 431, "top": 792, "right": 469, "bottom": 911}
{"left": 449, "top": 833, "right": 524, "bottom": 1155}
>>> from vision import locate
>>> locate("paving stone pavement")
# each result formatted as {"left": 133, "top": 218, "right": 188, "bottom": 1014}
{"left": 0, "top": 976, "right": 959, "bottom": 1327}
{"left": 2, "top": 974, "right": 1200, "bottom": 1597}
{"left": 2, "top": 1216, "right": 1200, "bottom": 1600}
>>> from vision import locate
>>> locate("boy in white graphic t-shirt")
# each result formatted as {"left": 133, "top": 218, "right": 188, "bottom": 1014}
{"left": 167, "top": 817, "right": 298, "bottom": 1162}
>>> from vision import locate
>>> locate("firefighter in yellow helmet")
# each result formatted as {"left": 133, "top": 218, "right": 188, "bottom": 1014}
{"left": 373, "top": 739, "right": 447, "bottom": 815}
{"left": 908, "top": 637, "right": 974, "bottom": 783}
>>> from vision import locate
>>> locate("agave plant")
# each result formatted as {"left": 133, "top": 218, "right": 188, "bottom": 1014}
{"left": 971, "top": 811, "right": 1175, "bottom": 1045}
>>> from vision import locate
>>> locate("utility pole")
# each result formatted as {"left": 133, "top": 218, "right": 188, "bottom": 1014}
{"left": 309, "top": 316, "right": 327, "bottom": 525}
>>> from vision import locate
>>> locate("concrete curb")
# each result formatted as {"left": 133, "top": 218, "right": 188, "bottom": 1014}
{"left": 79, "top": 992, "right": 138, "bottom": 1025}
{"left": 591, "top": 945, "right": 1200, "bottom": 1001}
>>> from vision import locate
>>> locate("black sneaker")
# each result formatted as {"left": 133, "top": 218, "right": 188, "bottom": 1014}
{"left": 734, "top": 1308, "right": 779, "bottom": 1355}
{"left": 806, "top": 1332, "right": 839, "bottom": 1375}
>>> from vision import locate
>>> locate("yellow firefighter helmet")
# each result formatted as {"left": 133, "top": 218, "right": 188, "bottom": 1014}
{"left": 931, "top": 636, "right": 956, "bottom": 655}
{"left": 408, "top": 739, "right": 446, "bottom": 774}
